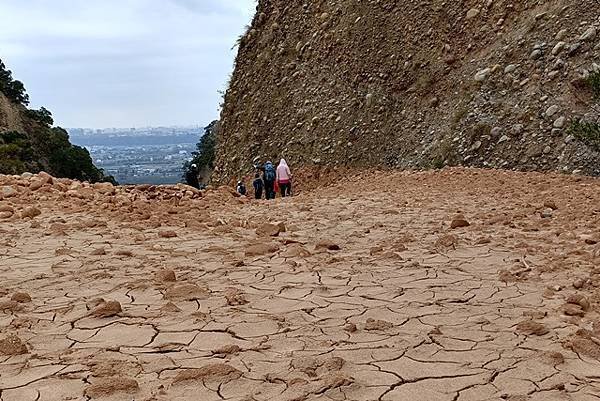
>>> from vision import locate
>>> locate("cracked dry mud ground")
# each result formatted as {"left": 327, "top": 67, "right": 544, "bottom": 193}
{"left": 1, "top": 168, "right": 600, "bottom": 401}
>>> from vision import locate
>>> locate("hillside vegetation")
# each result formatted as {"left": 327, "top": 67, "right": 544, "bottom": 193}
{"left": 0, "top": 59, "right": 113, "bottom": 183}
{"left": 216, "top": 0, "right": 600, "bottom": 182}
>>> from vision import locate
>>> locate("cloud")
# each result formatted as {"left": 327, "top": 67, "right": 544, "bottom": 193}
{"left": 0, "top": 0, "right": 256, "bottom": 128}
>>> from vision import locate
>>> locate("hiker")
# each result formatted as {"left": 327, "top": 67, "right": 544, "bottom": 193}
{"left": 236, "top": 180, "right": 247, "bottom": 196}
{"left": 277, "top": 158, "right": 292, "bottom": 197}
{"left": 185, "top": 163, "right": 200, "bottom": 189}
{"left": 252, "top": 172, "right": 264, "bottom": 200}
{"left": 263, "top": 160, "right": 276, "bottom": 200}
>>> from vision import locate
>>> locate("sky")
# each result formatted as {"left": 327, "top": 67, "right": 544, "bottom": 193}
{"left": 0, "top": 0, "right": 256, "bottom": 128}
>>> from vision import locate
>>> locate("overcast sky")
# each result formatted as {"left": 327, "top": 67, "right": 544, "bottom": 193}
{"left": 0, "top": 0, "right": 255, "bottom": 128}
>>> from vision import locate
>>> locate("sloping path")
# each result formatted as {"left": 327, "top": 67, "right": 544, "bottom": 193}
{"left": 0, "top": 169, "right": 599, "bottom": 400}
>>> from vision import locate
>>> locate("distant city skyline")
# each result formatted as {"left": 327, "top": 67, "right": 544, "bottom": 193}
{"left": 0, "top": 0, "right": 256, "bottom": 128}
{"left": 67, "top": 125, "right": 204, "bottom": 131}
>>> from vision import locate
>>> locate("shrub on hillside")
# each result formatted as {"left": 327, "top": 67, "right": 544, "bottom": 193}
{"left": 569, "top": 120, "right": 600, "bottom": 151}
{"left": 588, "top": 71, "right": 600, "bottom": 99}
{"left": 0, "top": 131, "right": 36, "bottom": 174}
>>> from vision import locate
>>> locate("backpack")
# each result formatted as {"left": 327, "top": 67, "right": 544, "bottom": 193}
{"left": 264, "top": 163, "right": 276, "bottom": 182}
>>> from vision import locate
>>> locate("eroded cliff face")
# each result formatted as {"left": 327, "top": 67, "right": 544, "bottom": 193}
{"left": 0, "top": 92, "right": 25, "bottom": 133}
{"left": 215, "top": 0, "right": 600, "bottom": 182}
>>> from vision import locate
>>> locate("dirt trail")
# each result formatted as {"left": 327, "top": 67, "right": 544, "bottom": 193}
{"left": 0, "top": 168, "right": 599, "bottom": 401}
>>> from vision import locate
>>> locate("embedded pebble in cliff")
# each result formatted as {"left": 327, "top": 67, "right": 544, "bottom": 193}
{"left": 546, "top": 105, "right": 559, "bottom": 117}
{"left": 580, "top": 26, "right": 597, "bottom": 41}
{"left": 530, "top": 49, "right": 543, "bottom": 59}
{"left": 554, "top": 117, "right": 566, "bottom": 129}
{"left": 552, "top": 42, "right": 566, "bottom": 55}
{"left": 555, "top": 29, "right": 568, "bottom": 41}
{"left": 474, "top": 68, "right": 491, "bottom": 81}
{"left": 466, "top": 8, "right": 480, "bottom": 19}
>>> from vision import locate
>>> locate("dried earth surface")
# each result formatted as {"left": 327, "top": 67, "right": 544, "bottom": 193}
{"left": 0, "top": 169, "right": 599, "bottom": 400}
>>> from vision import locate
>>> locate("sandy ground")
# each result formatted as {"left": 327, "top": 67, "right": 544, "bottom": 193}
{"left": 0, "top": 168, "right": 599, "bottom": 401}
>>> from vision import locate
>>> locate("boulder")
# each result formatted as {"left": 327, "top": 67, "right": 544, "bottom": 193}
{"left": 315, "top": 239, "right": 341, "bottom": 251}
{"left": 11, "top": 292, "right": 31, "bottom": 303}
{"left": 245, "top": 243, "right": 279, "bottom": 256}
{"left": 85, "top": 377, "right": 139, "bottom": 398}
{"left": 38, "top": 172, "right": 54, "bottom": 185}
{"left": 155, "top": 269, "right": 177, "bottom": 282}
{"left": 516, "top": 320, "right": 550, "bottom": 336}
{"left": 451, "top": 215, "right": 470, "bottom": 229}
{"left": 91, "top": 300, "right": 122, "bottom": 318}
{"left": 21, "top": 206, "right": 41, "bottom": 219}
{"left": 158, "top": 230, "right": 178, "bottom": 238}
{"left": 0, "top": 334, "right": 28, "bottom": 355}
{"left": 256, "top": 223, "right": 283, "bottom": 237}
{"left": 94, "top": 182, "right": 116, "bottom": 195}
{"left": 1, "top": 186, "right": 17, "bottom": 198}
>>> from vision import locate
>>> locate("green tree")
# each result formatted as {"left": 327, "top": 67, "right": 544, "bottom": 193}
{"left": 0, "top": 59, "right": 29, "bottom": 105}
{"left": 182, "top": 121, "right": 218, "bottom": 187}
{"left": 26, "top": 107, "right": 54, "bottom": 126}
{"left": 0, "top": 131, "right": 36, "bottom": 174}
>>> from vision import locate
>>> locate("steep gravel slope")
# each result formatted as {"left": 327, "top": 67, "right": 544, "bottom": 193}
{"left": 216, "top": 0, "right": 600, "bottom": 182}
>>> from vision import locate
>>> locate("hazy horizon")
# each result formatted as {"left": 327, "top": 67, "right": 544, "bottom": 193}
{"left": 0, "top": 0, "right": 256, "bottom": 129}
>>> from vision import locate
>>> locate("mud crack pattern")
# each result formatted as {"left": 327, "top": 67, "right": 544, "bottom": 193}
{"left": 0, "top": 168, "right": 599, "bottom": 400}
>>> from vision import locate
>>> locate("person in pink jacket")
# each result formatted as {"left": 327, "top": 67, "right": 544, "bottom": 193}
{"left": 276, "top": 159, "right": 292, "bottom": 197}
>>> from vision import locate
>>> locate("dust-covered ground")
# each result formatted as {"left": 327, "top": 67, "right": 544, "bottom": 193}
{"left": 0, "top": 168, "right": 599, "bottom": 401}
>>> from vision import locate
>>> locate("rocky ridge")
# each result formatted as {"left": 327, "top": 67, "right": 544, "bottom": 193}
{"left": 216, "top": 0, "right": 600, "bottom": 182}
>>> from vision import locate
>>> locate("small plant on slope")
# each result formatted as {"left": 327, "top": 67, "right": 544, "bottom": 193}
{"left": 568, "top": 119, "right": 600, "bottom": 151}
